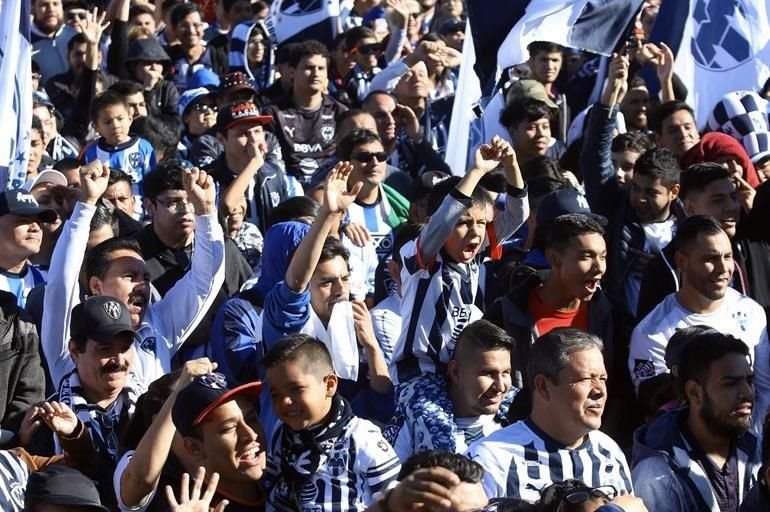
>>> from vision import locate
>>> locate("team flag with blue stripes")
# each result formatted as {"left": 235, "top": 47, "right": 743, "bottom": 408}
{"left": 646, "top": 0, "right": 770, "bottom": 129}
{"left": 0, "top": 0, "right": 33, "bottom": 191}
{"left": 265, "top": 0, "right": 340, "bottom": 46}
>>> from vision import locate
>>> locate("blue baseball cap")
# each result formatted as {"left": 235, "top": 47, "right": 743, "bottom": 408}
{"left": 536, "top": 188, "right": 607, "bottom": 226}
{"left": 187, "top": 68, "right": 221, "bottom": 90}
{"left": 178, "top": 87, "right": 216, "bottom": 117}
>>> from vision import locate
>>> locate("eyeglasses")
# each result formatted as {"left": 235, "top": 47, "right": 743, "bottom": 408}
{"left": 66, "top": 11, "right": 87, "bottom": 21}
{"left": 354, "top": 43, "right": 382, "bottom": 55}
{"left": 192, "top": 103, "right": 218, "bottom": 114}
{"left": 558, "top": 485, "right": 617, "bottom": 511}
{"left": 351, "top": 151, "right": 388, "bottom": 163}
{"left": 31, "top": 73, "right": 42, "bottom": 81}
{"left": 178, "top": 22, "right": 204, "bottom": 32}
{"left": 156, "top": 197, "right": 193, "bottom": 212}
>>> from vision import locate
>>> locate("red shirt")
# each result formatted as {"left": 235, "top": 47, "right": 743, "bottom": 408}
{"left": 528, "top": 287, "right": 589, "bottom": 335}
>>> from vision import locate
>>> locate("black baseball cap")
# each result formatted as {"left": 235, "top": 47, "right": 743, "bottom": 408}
{"left": 216, "top": 100, "right": 273, "bottom": 133}
{"left": 70, "top": 295, "right": 137, "bottom": 344}
{"left": 410, "top": 170, "right": 450, "bottom": 202}
{"left": 172, "top": 373, "right": 263, "bottom": 437}
{"left": 25, "top": 466, "right": 110, "bottom": 511}
{"left": 535, "top": 188, "right": 607, "bottom": 226}
{"left": 0, "top": 189, "right": 57, "bottom": 223}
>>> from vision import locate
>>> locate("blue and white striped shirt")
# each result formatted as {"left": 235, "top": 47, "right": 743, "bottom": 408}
{"left": 0, "top": 264, "right": 45, "bottom": 308}
{"left": 466, "top": 418, "right": 633, "bottom": 503}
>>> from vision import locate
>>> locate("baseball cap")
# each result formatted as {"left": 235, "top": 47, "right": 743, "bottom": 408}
{"left": 439, "top": 18, "right": 465, "bottom": 35}
{"left": 409, "top": 170, "right": 450, "bottom": 202}
{"left": 70, "top": 295, "right": 137, "bottom": 344}
{"left": 25, "top": 466, "right": 109, "bottom": 512}
{"left": 220, "top": 71, "right": 258, "bottom": 97}
{"left": 32, "top": 90, "right": 55, "bottom": 109}
{"left": 506, "top": 79, "right": 557, "bottom": 109}
{"left": 187, "top": 67, "right": 221, "bottom": 90}
{"left": 216, "top": 101, "right": 273, "bottom": 133}
{"left": 178, "top": 87, "right": 216, "bottom": 117}
{"left": 172, "top": 373, "right": 263, "bottom": 437}
{"left": 0, "top": 189, "right": 57, "bottom": 223}
{"left": 535, "top": 188, "right": 607, "bottom": 226}
{"left": 24, "top": 168, "right": 68, "bottom": 191}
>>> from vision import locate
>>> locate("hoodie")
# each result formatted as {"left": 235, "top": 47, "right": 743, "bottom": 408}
{"left": 229, "top": 21, "right": 275, "bottom": 91}
{"left": 632, "top": 407, "right": 761, "bottom": 512}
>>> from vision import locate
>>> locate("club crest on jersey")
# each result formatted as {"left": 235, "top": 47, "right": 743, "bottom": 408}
{"left": 128, "top": 151, "right": 143, "bottom": 170}
{"left": 103, "top": 300, "right": 122, "bottom": 320}
{"left": 139, "top": 336, "right": 156, "bottom": 353}
{"left": 732, "top": 310, "right": 749, "bottom": 332}
{"left": 280, "top": 0, "right": 323, "bottom": 16}
{"left": 327, "top": 451, "right": 349, "bottom": 477}
{"left": 321, "top": 125, "right": 334, "bottom": 142}
{"left": 10, "top": 481, "right": 25, "bottom": 508}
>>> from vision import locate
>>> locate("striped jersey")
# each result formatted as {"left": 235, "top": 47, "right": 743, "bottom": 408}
{"left": 346, "top": 193, "right": 396, "bottom": 261}
{"left": 0, "top": 264, "right": 46, "bottom": 308}
{"left": 392, "top": 412, "right": 500, "bottom": 462}
{"left": 266, "top": 417, "right": 400, "bottom": 511}
{"left": 0, "top": 451, "right": 28, "bottom": 512}
{"left": 390, "top": 188, "right": 528, "bottom": 384}
{"left": 80, "top": 136, "right": 156, "bottom": 199}
{"left": 466, "top": 418, "right": 633, "bottom": 503}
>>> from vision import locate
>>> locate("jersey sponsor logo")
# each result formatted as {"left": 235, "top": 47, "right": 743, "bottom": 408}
{"left": 294, "top": 142, "right": 323, "bottom": 153}
{"left": 128, "top": 151, "right": 143, "bottom": 170}
{"left": 283, "top": 126, "right": 296, "bottom": 137}
{"left": 633, "top": 359, "right": 656, "bottom": 379}
{"left": 103, "top": 300, "right": 122, "bottom": 320}
{"left": 321, "top": 125, "right": 334, "bottom": 142}
{"left": 139, "top": 336, "right": 156, "bottom": 353}
{"left": 270, "top": 191, "right": 281, "bottom": 207}
{"left": 377, "top": 439, "right": 390, "bottom": 452}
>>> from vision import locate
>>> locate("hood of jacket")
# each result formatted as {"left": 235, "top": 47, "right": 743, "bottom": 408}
{"left": 253, "top": 221, "right": 311, "bottom": 303}
{"left": 229, "top": 21, "right": 275, "bottom": 90}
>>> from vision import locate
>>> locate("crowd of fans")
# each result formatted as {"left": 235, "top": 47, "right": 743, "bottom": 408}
{"left": 3, "top": 0, "right": 770, "bottom": 510}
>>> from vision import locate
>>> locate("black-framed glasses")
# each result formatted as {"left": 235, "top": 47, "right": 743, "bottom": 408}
{"left": 351, "top": 151, "right": 388, "bottom": 163}
{"left": 192, "top": 103, "right": 218, "bottom": 114}
{"left": 355, "top": 43, "right": 382, "bottom": 55}
{"left": 156, "top": 197, "right": 193, "bottom": 213}
{"left": 558, "top": 485, "right": 617, "bottom": 511}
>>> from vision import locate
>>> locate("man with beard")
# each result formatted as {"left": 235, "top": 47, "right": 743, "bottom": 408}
{"left": 41, "top": 160, "right": 225, "bottom": 390}
{"left": 31, "top": 0, "right": 79, "bottom": 85}
{"left": 629, "top": 216, "right": 770, "bottom": 429}
{"left": 466, "top": 328, "right": 632, "bottom": 503}
{"left": 632, "top": 331, "right": 761, "bottom": 512}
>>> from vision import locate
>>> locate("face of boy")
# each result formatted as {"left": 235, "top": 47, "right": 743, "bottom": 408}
{"left": 509, "top": 117, "right": 551, "bottom": 160}
{"left": 94, "top": 103, "right": 132, "bottom": 146}
{"left": 309, "top": 255, "right": 350, "bottom": 325}
{"left": 443, "top": 203, "right": 491, "bottom": 264}
{"left": 548, "top": 233, "right": 607, "bottom": 302}
{"left": 267, "top": 357, "right": 337, "bottom": 431}
{"left": 194, "top": 398, "right": 267, "bottom": 482}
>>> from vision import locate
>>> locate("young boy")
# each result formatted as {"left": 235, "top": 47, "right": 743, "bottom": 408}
{"left": 387, "top": 135, "right": 528, "bottom": 454}
{"left": 80, "top": 91, "right": 157, "bottom": 205}
{"left": 263, "top": 333, "right": 400, "bottom": 511}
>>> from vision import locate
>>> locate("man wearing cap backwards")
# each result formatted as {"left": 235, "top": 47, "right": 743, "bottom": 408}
{"left": 485, "top": 214, "right": 613, "bottom": 391}
{"left": 0, "top": 189, "right": 57, "bottom": 308}
{"left": 116, "top": 368, "right": 267, "bottom": 512}
{"left": 212, "top": 100, "right": 297, "bottom": 234}
{"left": 41, "top": 160, "right": 225, "bottom": 390}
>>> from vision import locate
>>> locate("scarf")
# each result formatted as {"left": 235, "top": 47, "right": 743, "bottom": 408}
{"left": 300, "top": 302, "right": 359, "bottom": 381}
{"left": 55, "top": 370, "right": 142, "bottom": 462}
{"left": 279, "top": 395, "right": 354, "bottom": 509}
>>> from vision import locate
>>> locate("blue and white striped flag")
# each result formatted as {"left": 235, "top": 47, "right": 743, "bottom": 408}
{"left": 265, "top": 0, "right": 340, "bottom": 46}
{"left": 646, "top": 0, "right": 770, "bottom": 130}
{"left": 0, "top": 0, "right": 33, "bottom": 191}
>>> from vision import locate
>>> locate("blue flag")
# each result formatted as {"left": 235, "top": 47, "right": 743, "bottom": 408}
{"left": 265, "top": 0, "right": 340, "bottom": 46}
{"left": 0, "top": 0, "right": 32, "bottom": 190}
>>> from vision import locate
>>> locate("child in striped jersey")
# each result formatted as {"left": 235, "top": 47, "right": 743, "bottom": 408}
{"left": 80, "top": 91, "right": 156, "bottom": 210}
{"left": 264, "top": 334, "right": 400, "bottom": 512}
{"left": 386, "top": 136, "right": 528, "bottom": 454}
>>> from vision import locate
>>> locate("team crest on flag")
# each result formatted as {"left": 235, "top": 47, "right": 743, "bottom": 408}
{"left": 692, "top": 0, "right": 753, "bottom": 70}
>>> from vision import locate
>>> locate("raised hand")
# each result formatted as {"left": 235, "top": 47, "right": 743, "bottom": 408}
{"left": 386, "top": 0, "right": 410, "bottom": 28}
{"left": 394, "top": 104, "right": 420, "bottom": 140}
{"left": 323, "top": 161, "right": 362, "bottom": 215}
{"left": 38, "top": 401, "right": 79, "bottom": 437}
{"left": 183, "top": 167, "right": 216, "bottom": 215}
{"left": 473, "top": 135, "right": 507, "bottom": 174}
{"left": 342, "top": 222, "right": 371, "bottom": 248}
{"left": 734, "top": 174, "right": 756, "bottom": 212}
{"left": 351, "top": 300, "right": 377, "bottom": 351}
{"left": 76, "top": 7, "right": 110, "bottom": 45}
{"left": 79, "top": 160, "right": 110, "bottom": 205}
{"left": 655, "top": 42, "right": 675, "bottom": 85}
{"left": 176, "top": 358, "right": 219, "bottom": 391}
{"left": 166, "top": 467, "right": 228, "bottom": 512}
{"left": 18, "top": 404, "right": 44, "bottom": 447}
{"left": 602, "top": 52, "right": 629, "bottom": 106}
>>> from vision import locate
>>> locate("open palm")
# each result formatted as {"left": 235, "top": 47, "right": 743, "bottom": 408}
{"left": 324, "top": 161, "right": 362, "bottom": 214}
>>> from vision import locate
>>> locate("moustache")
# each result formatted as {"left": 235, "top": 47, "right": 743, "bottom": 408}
{"left": 102, "top": 363, "right": 129, "bottom": 375}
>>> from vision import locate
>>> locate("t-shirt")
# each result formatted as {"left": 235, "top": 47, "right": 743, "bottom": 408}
{"left": 0, "top": 264, "right": 46, "bottom": 308}
{"left": 528, "top": 287, "right": 589, "bottom": 335}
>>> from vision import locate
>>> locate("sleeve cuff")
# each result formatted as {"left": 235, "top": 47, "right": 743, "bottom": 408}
{"left": 506, "top": 183, "right": 528, "bottom": 198}
{"left": 449, "top": 187, "right": 473, "bottom": 207}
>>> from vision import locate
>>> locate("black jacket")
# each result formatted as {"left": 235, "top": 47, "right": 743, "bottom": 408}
{"left": 131, "top": 224, "right": 252, "bottom": 350}
{"left": 0, "top": 291, "right": 45, "bottom": 441}
{"left": 638, "top": 236, "right": 770, "bottom": 320}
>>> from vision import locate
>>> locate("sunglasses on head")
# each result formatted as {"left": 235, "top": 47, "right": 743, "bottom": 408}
{"left": 351, "top": 151, "right": 388, "bottom": 163}
{"left": 558, "top": 486, "right": 617, "bottom": 510}
{"left": 355, "top": 43, "right": 382, "bottom": 55}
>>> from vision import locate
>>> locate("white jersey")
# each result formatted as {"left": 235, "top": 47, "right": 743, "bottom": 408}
{"left": 266, "top": 416, "right": 400, "bottom": 512}
{"left": 346, "top": 192, "right": 396, "bottom": 261}
{"left": 371, "top": 294, "right": 401, "bottom": 366}
{"left": 466, "top": 419, "right": 633, "bottom": 502}
{"left": 629, "top": 288, "right": 770, "bottom": 430}
{"left": 392, "top": 412, "right": 500, "bottom": 463}
{"left": 41, "top": 202, "right": 226, "bottom": 388}
{"left": 0, "top": 265, "right": 45, "bottom": 308}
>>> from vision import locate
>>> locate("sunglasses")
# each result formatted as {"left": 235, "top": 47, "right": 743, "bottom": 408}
{"left": 66, "top": 11, "right": 87, "bottom": 21}
{"left": 558, "top": 486, "right": 617, "bottom": 510}
{"left": 355, "top": 43, "right": 382, "bottom": 55}
{"left": 351, "top": 151, "right": 388, "bottom": 163}
{"left": 192, "top": 103, "right": 218, "bottom": 114}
